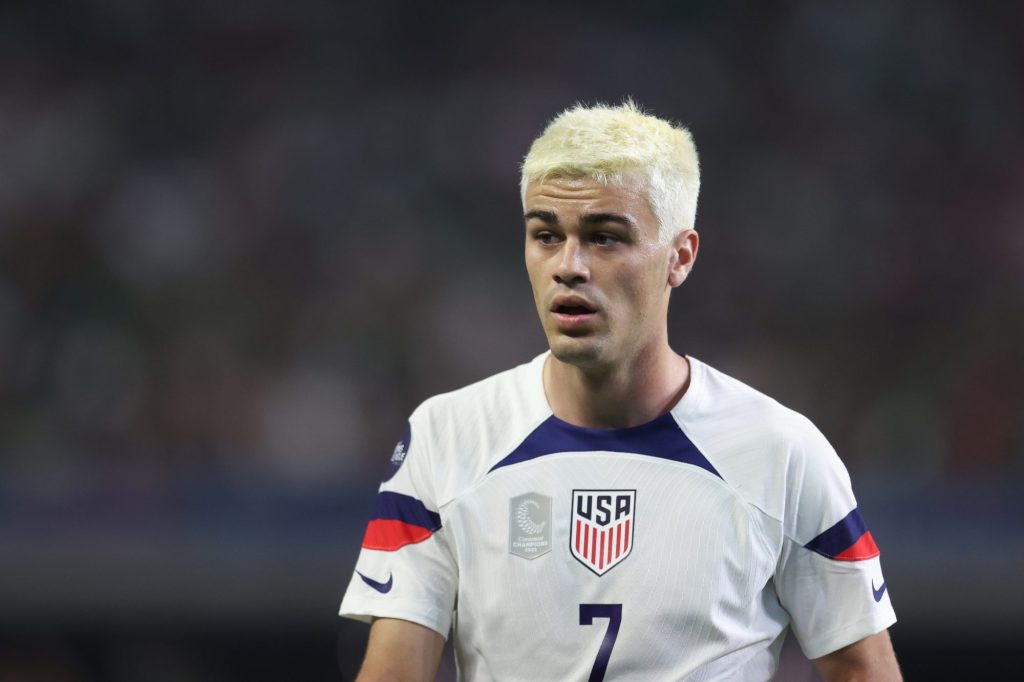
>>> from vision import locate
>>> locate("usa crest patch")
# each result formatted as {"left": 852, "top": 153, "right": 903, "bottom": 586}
{"left": 570, "top": 490, "right": 636, "bottom": 576}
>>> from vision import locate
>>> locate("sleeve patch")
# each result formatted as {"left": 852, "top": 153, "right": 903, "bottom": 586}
{"left": 804, "top": 507, "right": 881, "bottom": 561}
{"left": 361, "top": 491, "right": 442, "bottom": 551}
{"left": 382, "top": 422, "right": 412, "bottom": 482}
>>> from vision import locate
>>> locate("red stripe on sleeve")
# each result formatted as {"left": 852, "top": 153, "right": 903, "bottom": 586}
{"left": 361, "top": 519, "right": 434, "bottom": 551}
{"left": 834, "top": 531, "right": 881, "bottom": 561}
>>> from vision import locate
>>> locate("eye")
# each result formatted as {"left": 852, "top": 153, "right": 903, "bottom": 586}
{"left": 534, "top": 231, "right": 560, "bottom": 245}
{"left": 591, "top": 232, "right": 620, "bottom": 246}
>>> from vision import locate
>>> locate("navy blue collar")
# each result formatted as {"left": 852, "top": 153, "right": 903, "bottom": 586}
{"left": 489, "top": 411, "right": 719, "bottom": 478}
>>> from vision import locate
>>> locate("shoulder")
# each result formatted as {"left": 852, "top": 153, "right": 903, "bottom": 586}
{"left": 411, "top": 352, "right": 548, "bottom": 441}
{"left": 407, "top": 353, "right": 551, "bottom": 506}
{"left": 683, "top": 357, "right": 829, "bottom": 452}
{"left": 413, "top": 354, "right": 541, "bottom": 417}
{"left": 679, "top": 357, "right": 851, "bottom": 526}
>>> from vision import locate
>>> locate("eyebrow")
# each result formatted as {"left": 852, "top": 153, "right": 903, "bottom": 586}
{"left": 524, "top": 209, "right": 559, "bottom": 224}
{"left": 524, "top": 210, "right": 637, "bottom": 229}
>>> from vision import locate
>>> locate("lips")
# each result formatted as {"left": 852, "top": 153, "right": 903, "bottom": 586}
{"left": 550, "top": 296, "right": 597, "bottom": 315}
{"left": 550, "top": 295, "right": 598, "bottom": 331}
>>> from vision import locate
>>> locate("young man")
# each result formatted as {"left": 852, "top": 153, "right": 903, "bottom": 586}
{"left": 340, "top": 101, "right": 900, "bottom": 681}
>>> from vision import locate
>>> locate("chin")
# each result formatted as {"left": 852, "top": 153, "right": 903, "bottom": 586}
{"left": 547, "top": 335, "right": 609, "bottom": 370}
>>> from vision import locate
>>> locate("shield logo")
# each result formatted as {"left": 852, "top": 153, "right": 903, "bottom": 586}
{"left": 570, "top": 490, "right": 636, "bottom": 576}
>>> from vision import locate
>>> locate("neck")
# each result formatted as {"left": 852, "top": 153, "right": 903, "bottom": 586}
{"left": 543, "top": 340, "right": 690, "bottom": 429}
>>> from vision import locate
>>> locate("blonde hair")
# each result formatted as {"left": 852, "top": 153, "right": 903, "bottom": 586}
{"left": 520, "top": 100, "right": 700, "bottom": 243}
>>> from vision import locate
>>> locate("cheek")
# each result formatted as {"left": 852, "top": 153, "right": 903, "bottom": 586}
{"left": 616, "top": 262, "right": 666, "bottom": 322}
{"left": 523, "top": 255, "right": 539, "bottom": 287}
{"left": 524, "top": 262, "right": 548, "bottom": 307}
{"left": 604, "top": 277, "right": 647, "bottom": 326}
{"left": 624, "top": 258, "right": 663, "bottom": 298}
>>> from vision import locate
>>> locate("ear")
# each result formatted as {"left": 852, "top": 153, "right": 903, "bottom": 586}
{"left": 667, "top": 229, "right": 699, "bottom": 288}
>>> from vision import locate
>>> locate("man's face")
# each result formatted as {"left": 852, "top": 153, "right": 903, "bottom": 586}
{"left": 524, "top": 175, "right": 691, "bottom": 370}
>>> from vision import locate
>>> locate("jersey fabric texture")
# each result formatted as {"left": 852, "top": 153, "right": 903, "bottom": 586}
{"left": 340, "top": 353, "right": 896, "bottom": 681}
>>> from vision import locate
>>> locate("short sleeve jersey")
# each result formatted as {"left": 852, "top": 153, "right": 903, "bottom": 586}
{"left": 340, "top": 353, "right": 896, "bottom": 681}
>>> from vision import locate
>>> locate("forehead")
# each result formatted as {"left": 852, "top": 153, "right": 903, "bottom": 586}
{"left": 524, "top": 175, "right": 656, "bottom": 224}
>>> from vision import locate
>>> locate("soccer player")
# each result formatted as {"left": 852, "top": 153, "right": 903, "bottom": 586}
{"left": 340, "top": 101, "right": 900, "bottom": 681}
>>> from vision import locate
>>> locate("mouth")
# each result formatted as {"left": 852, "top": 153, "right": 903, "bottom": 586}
{"left": 550, "top": 296, "right": 598, "bottom": 330}
{"left": 550, "top": 296, "right": 597, "bottom": 314}
{"left": 555, "top": 304, "right": 594, "bottom": 315}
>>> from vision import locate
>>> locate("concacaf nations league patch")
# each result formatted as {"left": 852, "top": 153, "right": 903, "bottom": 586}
{"left": 509, "top": 492, "right": 552, "bottom": 559}
{"left": 382, "top": 421, "right": 411, "bottom": 482}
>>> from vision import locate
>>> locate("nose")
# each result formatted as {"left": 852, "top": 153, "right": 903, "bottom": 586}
{"left": 553, "top": 237, "right": 589, "bottom": 285}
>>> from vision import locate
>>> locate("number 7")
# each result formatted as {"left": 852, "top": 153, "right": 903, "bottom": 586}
{"left": 579, "top": 603, "right": 622, "bottom": 682}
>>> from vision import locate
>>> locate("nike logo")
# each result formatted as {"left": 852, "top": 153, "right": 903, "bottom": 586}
{"left": 357, "top": 571, "right": 393, "bottom": 594}
{"left": 872, "top": 579, "right": 887, "bottom": 602}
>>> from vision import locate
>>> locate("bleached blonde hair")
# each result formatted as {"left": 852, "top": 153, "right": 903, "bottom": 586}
{"left": 520, "top": 100, "right": 700, "bottom": 243}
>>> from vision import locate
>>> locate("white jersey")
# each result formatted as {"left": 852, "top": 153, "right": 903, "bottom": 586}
{"left": 340, "top": 353, "right": 896, "bottom": 681}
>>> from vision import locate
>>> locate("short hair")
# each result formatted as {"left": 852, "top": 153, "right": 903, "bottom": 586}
{"left": 520, "top": 100, "right": 700, "bottom": 243}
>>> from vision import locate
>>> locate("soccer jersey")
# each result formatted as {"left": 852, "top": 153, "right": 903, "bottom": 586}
{"left": 340, "top": 353, "right": 896, "bottom": 681}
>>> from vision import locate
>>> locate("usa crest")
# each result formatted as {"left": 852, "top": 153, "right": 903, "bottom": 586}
{"left": 570, "top": 490, "right": 636, "bottom": 576}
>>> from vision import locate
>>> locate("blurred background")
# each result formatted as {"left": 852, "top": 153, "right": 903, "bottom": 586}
{"left": 0, "top": 0, "right": 1021, "bottom": 679}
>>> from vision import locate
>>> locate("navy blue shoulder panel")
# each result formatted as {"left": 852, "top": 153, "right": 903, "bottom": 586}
{"left": 488, "top": 413, "right": 720, "bottom": 478}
